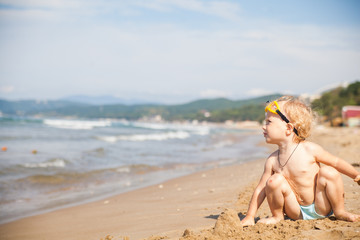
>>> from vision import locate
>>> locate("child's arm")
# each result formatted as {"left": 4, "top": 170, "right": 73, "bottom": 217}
{"left": 241, "top": 154, "right": 275, "bottom": 226}
{"left": 311, "top": 142, "right": 360, "bottom": 183}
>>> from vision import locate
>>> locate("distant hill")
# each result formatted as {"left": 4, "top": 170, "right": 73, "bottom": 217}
{"left": 311, "top": 80, "right": 360, "bottom": 125}
{"left": 61, "top": 95, "right": 157, "bottom": 106}
{"left": 0, "top": 94, "right": 282, "bottom": 122}
{"left": 164, "top": 95, "right": 282, "bottom": 122}
{"left": 0, "top": 99, "right": 89, "bottom": 116}
{"left": 3, "top": 81, "right": 357, "bottom": 124}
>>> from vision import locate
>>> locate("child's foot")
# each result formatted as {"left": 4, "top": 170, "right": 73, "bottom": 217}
{"left": 257, "top": 216, "right": 283, "bottom": 224}
{"left": 335, "top": 212, "right": 360, "bottom": 222}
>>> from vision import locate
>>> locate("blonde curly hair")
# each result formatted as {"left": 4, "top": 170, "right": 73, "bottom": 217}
{"left": 276, "top": 96, "right": 313, "bottom": 143}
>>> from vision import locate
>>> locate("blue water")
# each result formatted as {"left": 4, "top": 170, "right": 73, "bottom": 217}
{"left": 0, "top": 117, "right": 268, "bottom": 224}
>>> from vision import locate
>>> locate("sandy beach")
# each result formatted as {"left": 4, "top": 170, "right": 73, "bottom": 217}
{"left": 0, "top": 126, "right": 359, "bottom": 240}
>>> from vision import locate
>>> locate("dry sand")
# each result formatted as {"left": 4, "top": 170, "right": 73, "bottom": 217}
{"left": 0, "top": 126, "right": 359, "bottom": 240}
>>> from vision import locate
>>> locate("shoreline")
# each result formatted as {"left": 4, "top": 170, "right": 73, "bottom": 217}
{"left": 0, "top": 120, "right": 264, "bottom": 226}
{"left": 1, "top": 126, "right": 359, "bottom": 240}
{"left": 0, "top": 128, "right": 266, "bottom": 226}
{"left": 0, "top": 158, "right": 267, "bottom": 240}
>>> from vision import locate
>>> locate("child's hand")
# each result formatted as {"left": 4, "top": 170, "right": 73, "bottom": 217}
{"left": 354, "top": 175, "right": 360, "bottom": 185}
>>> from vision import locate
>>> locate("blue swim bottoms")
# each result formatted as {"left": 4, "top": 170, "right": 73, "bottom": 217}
{"left": 300, "top": 203, "right": 333, "bottom": 220}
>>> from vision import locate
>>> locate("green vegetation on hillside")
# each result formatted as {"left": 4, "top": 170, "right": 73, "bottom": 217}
{"left": 0, "top": 99, "right": 88, "bottom": 116}
{"left": 311, "top": 81, "right": 360, "bottom": 125}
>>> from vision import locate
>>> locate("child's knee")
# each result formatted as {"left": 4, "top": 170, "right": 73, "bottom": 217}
{"left": 319, "top": 166, "right": 340, "bottom": 181}
{"left": 266, "top": 173, "right": 285, "bottom": 190}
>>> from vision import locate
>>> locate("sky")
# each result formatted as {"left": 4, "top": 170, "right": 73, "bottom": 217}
{"left": 0, "top": 0, "right": 360, "bottom": 104}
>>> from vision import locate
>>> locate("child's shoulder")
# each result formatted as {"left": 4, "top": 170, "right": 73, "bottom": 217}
{"left": 302, "top": 140, "right": 322, "bottom": 148}
{"left": 301, "top": 141, "right": 324, "bottom": 154}
{"left": 266, "top": 150, "right": 279, "bottom": 162}
{"left": 264, "top": 150, "right": 278, "bottom": 169}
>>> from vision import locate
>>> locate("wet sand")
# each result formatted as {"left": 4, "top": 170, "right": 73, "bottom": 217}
{"left": 0, "top": 126, "right": 359, "bottom": 240}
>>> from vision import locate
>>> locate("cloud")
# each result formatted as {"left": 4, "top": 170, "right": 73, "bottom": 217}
{"left": 0, "top": 1, "right": 359, "bottom": 101}
{"left": 0, "top": 0, "right": 242, "bottom": 22}
{"left": 161, "top": 0, "right": 242, "bottom": 20}
{"left": 0, "top": 0, "right": 64, "bottom": 9}
{"left": 0, "top": 85, "right": 15, "bottom": 93}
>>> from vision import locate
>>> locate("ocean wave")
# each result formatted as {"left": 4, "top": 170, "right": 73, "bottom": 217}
{"left": 97, "top": 131, "right": 190, "bottom": 142}
{"left": 21, "top": 158, "right": 67, "bottom": 168}
{"left": 22, "top": 174, "right": 68, "bottom": 184}
{"left": 43, "top": 119, "right": 112, "bottom": 130}
{"left": 131, "top": 122, "right": 210, "bottom": 135}
{"left": 16, "top": 170, "right": 102, "bottom": 185}
{"left": 0, "top": 116, "right": 43, "bottom": 124}
{"left": 116, "top": 164, "right": 163, "bottom": 174}
{"left": 116, "top": 167, "right": 131, "bottom": 173}
{"left": 15, "top": 164, "right": 163, "bottom": 186}
{"left": 213, "top": 140, "right": 235, "bottom": 148}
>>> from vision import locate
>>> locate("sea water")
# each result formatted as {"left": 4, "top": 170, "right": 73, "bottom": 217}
{"left": 0, "top": 117, "right": 268, "bottom": 224}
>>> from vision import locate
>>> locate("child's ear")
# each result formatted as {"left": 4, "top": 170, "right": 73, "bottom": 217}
{"left": 286, "top": 123, "right": 294, "bottom": 135}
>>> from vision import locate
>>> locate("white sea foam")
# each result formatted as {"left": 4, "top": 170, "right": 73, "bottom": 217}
{"left": 97, "top": 131, "right": 190, "bottom": 142}
{"left": 22, "top": 158, "right": 66, "bottom": 168}
{"left": 116, "top": 167, "right": 131, "bottom": 173}
{"left": 98, "top": 136, "right": 118, "bottom": 143}
{"left": 132, "top": 122, "right": 210, "bottom": 135}
{"left": 132, "top": 122, "right": 168, "bottom": 130}
{"left": 43, "top": 119, "right": 112, "bottom": 130}
{"left": 213, "top": 140, "right": 235, "bottom": 148}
